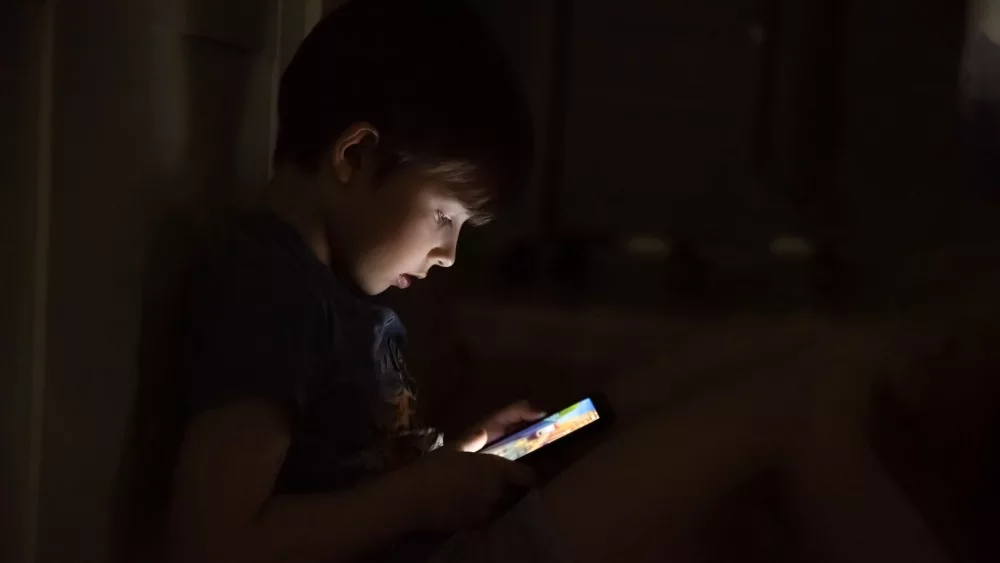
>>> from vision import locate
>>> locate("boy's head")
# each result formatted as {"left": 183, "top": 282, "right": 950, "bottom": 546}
{"left": 274, "top": 0, "right": 533, "bottom": 295}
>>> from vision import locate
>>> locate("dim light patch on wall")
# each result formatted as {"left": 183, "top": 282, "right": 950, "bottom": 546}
{"left": 769, "top": 236, "right": 814, "bottom": 259}
{"left": 625, "top": 235, "right": 672, "bottom": 259}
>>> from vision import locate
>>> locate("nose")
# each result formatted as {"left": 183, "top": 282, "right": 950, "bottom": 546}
{"left": 430, "top": 238, "right": 457, "bottom": 269}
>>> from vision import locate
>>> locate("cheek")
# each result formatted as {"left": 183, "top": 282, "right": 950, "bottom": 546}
{"left": 397, "top": 220, "right": 439, "bottom": 259}
{"left": 367, "top": 218, "right": 435, "bottom": 270}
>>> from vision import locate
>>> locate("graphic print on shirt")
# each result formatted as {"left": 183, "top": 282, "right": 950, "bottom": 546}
{"left": 367, "top": 332, "right": 429, "bottom": 469}
{"left": 386, "top": 335, "right": 419, "bottom": 433}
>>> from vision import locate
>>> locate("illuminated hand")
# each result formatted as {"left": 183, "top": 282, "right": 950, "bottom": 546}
{"left": 454, "top": 400, "right": 546, "bottom": 452}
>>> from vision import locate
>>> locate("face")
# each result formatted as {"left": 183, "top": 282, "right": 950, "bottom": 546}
{"left": 340, "top": 171, "right": 471, "bottom": 295}
{"left": 320, "top": 123, "right": 478, "bottom": 295}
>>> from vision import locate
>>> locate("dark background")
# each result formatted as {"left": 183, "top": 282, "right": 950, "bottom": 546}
{"left": 4, "top": 1, "right": 1000, "bottom": 562}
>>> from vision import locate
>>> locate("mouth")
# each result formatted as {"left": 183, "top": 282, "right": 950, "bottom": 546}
{"left": 395, "top": 273, "right": 426, "bottom": 289}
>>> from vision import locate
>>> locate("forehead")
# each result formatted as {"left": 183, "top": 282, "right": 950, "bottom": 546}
{"left": 383, "top": 170, "right": 473, "bottom": 213}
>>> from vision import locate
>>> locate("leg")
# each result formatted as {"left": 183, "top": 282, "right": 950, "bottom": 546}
{"left": 541, "top": 369, "right": 804, "bottom": 563}
{"left": 539, "top": 326, "right": 956, "bottom": 563}
{"left": 785, "top": 380, "right": 955, "bottom": 563}
{"left": 601, "top": 313, "right": 831, "bottom": 426}
{"left": 782, "top": 326, "right": 956, "bottom": 563}
{"left": 787, "top": 431, "right": 954, "bottom": 563}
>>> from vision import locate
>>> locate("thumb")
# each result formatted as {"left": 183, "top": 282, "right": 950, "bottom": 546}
{"left": 457, "top": 428, "right": 489, "bottom": 452}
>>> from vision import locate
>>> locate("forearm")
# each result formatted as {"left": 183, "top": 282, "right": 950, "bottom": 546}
{"left": 257, "top": 471, "right": 420, "bottom": 563}
{"left": 175, "top": 469, "right": 423, "bottom": 563}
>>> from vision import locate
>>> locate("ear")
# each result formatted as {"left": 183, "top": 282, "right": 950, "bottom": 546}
{"left": 331, "top": 122, "right": 379, "bottom": 184}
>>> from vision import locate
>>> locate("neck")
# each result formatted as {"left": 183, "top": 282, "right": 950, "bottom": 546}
{"left": 263, "top": 166, "right": 333, "bottom": 267}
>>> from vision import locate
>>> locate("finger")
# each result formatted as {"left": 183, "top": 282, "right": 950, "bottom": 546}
{"left": 495, "top": 400, "right": 547, "bottom": 424}
{"left": 457, "top": 428, "right": 489, "bottom": 453}
{"left": 478, "top": 401, "right": 549, "bottom": 444}
{"left": 514, "top": 399, "right": 547, "bottom": 420}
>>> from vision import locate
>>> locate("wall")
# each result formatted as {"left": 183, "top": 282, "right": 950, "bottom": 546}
{"left": 460, "top": 0, "right": 982, "bottom": 308}
{"left": 559, "top": 0, "right": 767, "bottom": 239}
{"left": 0, "top": 1, "right": 320, "bottom": 562}
{"left": 835, "top": 0, "right": 974, "bottom": 299}
{"left": 35, "top": 4, "right": 154, "bottom": 560}
{"left": 0, "top": 4, "right": 49, "bottom": 563}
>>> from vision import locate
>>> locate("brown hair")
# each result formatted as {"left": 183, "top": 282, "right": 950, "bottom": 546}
{"left": 274, "top": 0, "right": 534, "bottom": 222}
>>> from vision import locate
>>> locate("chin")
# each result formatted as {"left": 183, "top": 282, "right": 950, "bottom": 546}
{"left": 368, "top": 278, "right": 394, "bottom": 296}
{"left": 347, "top": 272, "right": 383, "bottom": 296}
{"left": 362, "top": 283, "right": 385, "bottom": 296}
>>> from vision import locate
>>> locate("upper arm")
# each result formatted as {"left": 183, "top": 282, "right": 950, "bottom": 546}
{"left": 185, "top": 252, "right": 326, "bottom": 416}
{"left": 168, "top": 400, "right": 292, "bottom": 563}
{"left": 170, "top": 253, "right": 329, "bottom": 560}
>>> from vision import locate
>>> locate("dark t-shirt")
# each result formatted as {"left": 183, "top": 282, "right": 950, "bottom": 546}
{"left": 183, "top": 211, "right": 440, "bottom": 495}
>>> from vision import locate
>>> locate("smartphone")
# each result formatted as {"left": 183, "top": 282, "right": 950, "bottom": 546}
{"left": 481, "top": 394, "right": 615, "bottom": 461}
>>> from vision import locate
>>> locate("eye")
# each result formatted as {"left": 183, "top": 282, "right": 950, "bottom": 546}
{"left": 435, "top": 211, "right": 453, "bottom": 227}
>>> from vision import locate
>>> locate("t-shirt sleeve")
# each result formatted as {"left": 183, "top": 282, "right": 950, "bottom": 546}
{"left": 185, "top": 256, "right": 325, "bottom": 417}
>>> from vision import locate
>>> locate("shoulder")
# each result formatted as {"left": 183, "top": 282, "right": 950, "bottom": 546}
{"left": 186, "top": 215, "right": 328, "bottom": 326}
{"left": 181, "top": 217, "right": 334, "bottom": 413}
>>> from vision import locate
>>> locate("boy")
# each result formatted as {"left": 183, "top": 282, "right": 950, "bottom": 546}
{"left": 167, "top": 1, "right": 954, "bottom": 562}
{"left": 169, "top": 2, "right": 550, "bottom": 562}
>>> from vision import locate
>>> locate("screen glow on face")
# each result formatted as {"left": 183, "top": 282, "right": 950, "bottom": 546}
{"left": 481, "top": 398, "right": 600, "bottom": 461}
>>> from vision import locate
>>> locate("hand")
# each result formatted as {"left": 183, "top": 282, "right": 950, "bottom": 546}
{"left": 399, "top": 449, "right": 535, "bottom": 531}
{"left": 453, "top": 400, "right": 547, "bottom": 453}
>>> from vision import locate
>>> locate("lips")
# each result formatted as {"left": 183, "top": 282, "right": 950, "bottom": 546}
{"left": 394, "top": 273, "right": 427, "bottom": 289}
